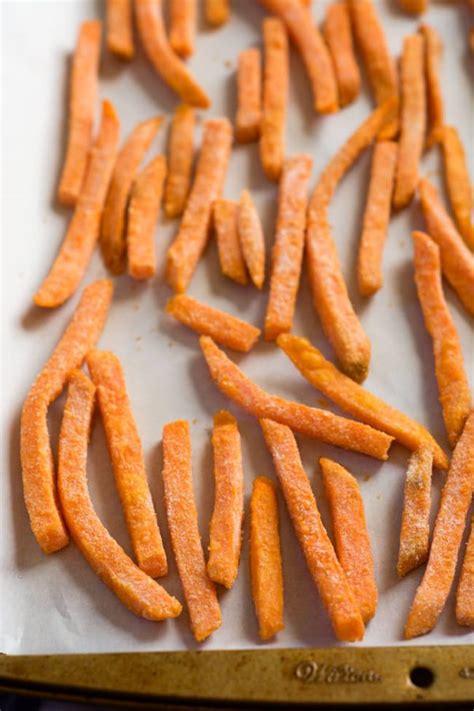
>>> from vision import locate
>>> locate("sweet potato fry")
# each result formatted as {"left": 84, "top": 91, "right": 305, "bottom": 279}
{"left": 277, "top": 333, "right": 449, "bottom": 469}
{"left": 441, "top": 126, "right": 474, "bottom": 250}
{"left": 106, "top": 0, "right": 134, "bottom": 59}
{"left": 261, "top": 419, "right": 365, "bottom": 641}
{"left": 164, "top": 104, "right": 195, "bottom": 219}
{"left": 238, "top": 190, "right": 265, "bottom": 289}
{"left": 405, "top": 411, "right": 474, "bottom": 639}
{"left": 357, "top": 141, "right": 397, "bottom": 296}
{"left": 397, "top": 446, "right": 433, "bottom": 578}
{"left": 58, "top": 371, "right": 181, "bottom": 621}
{"left": 400, "top": 0, "right": 428, "bottom": 13}
{"left": 323, "top": 2, "right": 361, "bottom": 108}
{"left": 57, "top": 20, "right": 101, "bottom": 207}
{"left": 250, "top": 476, "right": 284, "bottom": 640}
{"left": 456, "top": 516, "right": 474, "bottom": 627}
{"left": 205, "top": 0, "right": 229, "bottom": 26}
{"left": 420, "top": 25, "right": 443, "bottom": 148}
{"left": 419, "top": 179, "right": 474, "bottom": 316}
{"left": 236, "top": 48, "right": 262, "bottom": 144}
{"left": 166, "top": 118, "right": 233, "bottom": 292}
{"left": 413, "top": 231, "right": 471, "bottom": 447}
{"left": 87, "top": 350, "right": 167, "bottom": 578}
{"left": 260, "top": 17, "right": 288, "bottom": 182}
{"left": 320, "top": 458, "right": 377, "bottom": 623}
{"left": 35, "top": 101, "right": 120, "bottom": 308}
{"left": 200, "top": 336, "right": 394, "bottom": 460}
{"left": 127, "top": 154, "right": 167, "bottom": 280}
{"left": 207, "top": 411, "right": 244, "bottom": 589}
{"left": 162, "top": 420, "right": 222, "bottom": 641}
{"left": 169, "top": 0, "right": 196, "bottom": 58}
{"left": 21, "top": 280, "right": 113, "bottom": 554}
{"left": 264, "top": 154, "right": 312, "bottom": 340}
{"left": 213, "top": 199, "right": 248, "bottom": 285}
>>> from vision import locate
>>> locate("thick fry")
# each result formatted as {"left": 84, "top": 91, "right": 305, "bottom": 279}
{"left": 162, "top": 420, "right": 222, "bottom": 641}
{"left": 413, "top": 232, "right": 471, "bottom": 447}
{"left": 57, "top": 20, "right": 101, "bottom": 207}
{"left": 135, "top": 0, "right": 209, "bottom": 107}
{"left": 35, "top": 101, "right": 120, "bottom": 308}
{"left": 250, "top": 476, "right": 284, "bottom": 640}
{"left": 320, "top": 458, "right": 377, "bottom": 623}
{"left": 323, "top": 2, "right": 361, "bottom": 108}
{"left": 238, "top": 190, "right": 265, "bottom": 289}
{"left": 207, "top": 411, "right": 244, "bottom": 589}
{"left": 264, "top": 154, "right": 312, "bottom": 340}
{"left": 236, "top": 48, "right": 262, "bottom": 144}
{"left": 166, "top": 118, "right": 233, "bottom": 292}
{"left": 106, "top": 0, "right": 134, "bottom": 59}
{"left": 21, "top": 280, "right": 113, "bottom": 554}
{"left": 420, "top": 25, "right": 443, "bottom": 148}
{"left": 200, "top": 336, "right": 394, "bottom": 460}
{"left": 205, "top": 0, "right": 229, "bottom": 25}
{"left": 405, "top": 412, "right": 474, "bottom": 639}
{"left": 441, "top": 126, "right": 474, "bottom": 250}
{"left": 261, "top": 419, "right": 365, "bottom": 641}
{"left": 58, "top": 371, "right": 181, "bottom": 620}
{"left": 87, "top": 350, "right": 167, "bottom": 578}
{"left": 456, "top": 516, "right": 474, "bottom": 627}
{"left": 127, "top": 154, "right": 167, "bottom": 280}
{"left": 357, "top": 141, "right": 397, "bottom": 296}
{"left": 164, "top": 105, "right": 195, "bottom": 219}
{"left": 393, "top": 35, "right": 426, "bottom": 210}
{"left": 101, "top": 116, "right": 163, "bottom": 274}
{"left": 213, "top": 199, "right": 248, "bottom": 285}
{"left": 277, "top": 333, "right": 449, "bottom": 470}
{"left": 260, "top": 18, "right": 288, "bottom": 182}
{"left": 169, "top": 0, "right": 195, "bottom": 58}
{"left": 419, "top": 179, "right": 474, "bottom": 316}
{"left": 400, "top": 0, "right": 428, "bottom": 13}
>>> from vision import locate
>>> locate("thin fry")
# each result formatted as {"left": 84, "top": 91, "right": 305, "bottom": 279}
{"left": 213, "top": 199, "right": 248, "bottom": 285}
{"left": 106, "top": 0, "right": 134, "bottom": 59}
{"left": 205, "top": 0, "right": 229, "bottom": 26}
{"left": 169, "top": 0, "right": 196, "bottom": 58}
{"left": 456, "top": 516, "right": 474, "bottom": 627}
{"left": 441, "top": 126, "right": 474, "bottom": 250}
{"left": 238, "top": 190, "right": 265, "bottom": 289}
{"left": 236, "top": 48, "right": 262, "bottom": 143}
{"left": 323, "top": 2, "right": 361, "bottom": 107}
{"left": 400, "top": 0, "right": 428, "bottom": 13}
{"left": 164, "top": 104, "right": 195, "bottom": 219}
{"left": 260, "top": 17, "right": 288, "bottom": 182}
{"left": 420, "top": 25, "right": 443, "bottom": 148}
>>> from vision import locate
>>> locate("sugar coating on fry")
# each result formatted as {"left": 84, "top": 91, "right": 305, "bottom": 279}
{"left": 169, "top": 0, "right": 196, "bottom": 58}
{"left": 264, "top": 153, "right": 312, "bottom": 340}
{"left": 260, "top": 17, "right": 288, "bottom": 182}
{"left": 213, "top": 199, "right": 248, "bottom": 285}
{"left": 261, "top": 419, "right": 365, "bottom": 641}
{"left": 400, "top": 0, "right": 428, "bottom": 13}
{"left": 200, "top": 336, "right": 394, "bottom": 460}
{"left": 456, "top": 516, "right": 474, "bottom": 627}
{"left": 127, "top": 154, "right": 167, "bottom": 280}
{"left": 58, "top": 371, "right": 181, "bottom": 621}
{"left": 106, "top": 0, "right": 134, "bottom": 59}
{"left": 250, "top": 476, "right": 284, "bottom": 640}
{"left": 238, "top": 190, "right": 265, "bottom": 289}
{"left": 87, "top": 349, "right": 167, "bottom": 578}
{"left": 166, "top": 118, "right": 233, "bottom": 293}
{"left": 420, "top": 25, "right": 443, "bottom": 148}
{"left": 57, "top": 20, "right": 102, "bottom": 207}
{"left": 323, "top": 2, "right": 361, "bottom": 108}
{"left": 162, "top": 420, "right": 222, "bottom": 641}
{"left": 205, "top": 0, "right": 229, "bottom": 25}
{"left": 236, "top": 48, "right": 262, "bottom": 143}
{"left": 441, "top": 126, "right": 474, "bottom": 251}
{"left": 164, "top": 105, "right": 195, "bottom": 219}
{"left": 207, "top": 411, "right": 244, "bottom": 589}
{"left": 35, "top": 101, "right": 120, "bottom": 308}
{"left": 21, "top": 280, "right": 113, "bottom": 554}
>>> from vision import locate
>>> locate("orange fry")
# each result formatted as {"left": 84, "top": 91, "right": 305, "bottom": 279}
{"left": 441, "top": 126, "right": 474, "bottom": 250}
{"left": 264, "top": 153, "right": 312, "bottom": 340}
{"left": 413, "top": 231, "right": 471, "bottom": 447}
{"left": 207, "top": 411, "right": 244, "bottom": 589}
{"left": 260, "top": 17, "right": 288, "bottom": 182}
{"left": 106, "top": 0, "right": 134, "bottom": 59}
{"left": 323, "top": 2, "right": 361, "bottom": 108}
{"left": 405, "top": 411, "right": 474, "bottom": 639}
{"left": 21, "top": 280, "right": 113, "bottom": 554}
{"left": 238, "top": 190, "right": 265, "bottom": 289}
{"left": 261, "top": 419, "right": 365, "bottom": 641}
{"left": 58, "top": 371, "right": 182, "bottom": 621}
{"left": 205, "top": 0, "right": 230, "bottom": 25}
{"left": 213, "top": 199, "right": 248, "bottom": 285}
{"left": 277, "top": 333, "right": 449, "bottom": 470}
{"left": 236, "top": 48, "right": 262, "bottom": 144}
{"left": 169, "top": 0, "right": 196, "bottom": 58}
{"left": 57, "top": 20, "right": 101, "bottom": 207}
{"left": 200, "top": 336, "right": 394, "bottom": 460}
{"left": 250, "top": 476, "right": 284, "bottom": 640}
{"left": 456, "top": 516, "right": 474, "bottom": 627}
{"left": 166, "top": 118, "right": 233, "bottom": 292}
{"left": 164, "top": 104, "right": 195, "bottom": 219}
{"left": 162, "top": 420, "right": 222, "bottom": 641}
{"left": 420, "top": 25, "right": 443, "bottom": 148}
{"left": 400, "top": 0, "right": 428, "bottom": 13}
{"left": 35, "top": 101, "right": 120, "bottom": 308}
{"left": 87, "top": 350, "right": 167, "bottom": 578}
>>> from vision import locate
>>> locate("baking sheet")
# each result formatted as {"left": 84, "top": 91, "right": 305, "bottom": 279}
{"left": 1, "top": 0, "right": 472, "bottom": 655}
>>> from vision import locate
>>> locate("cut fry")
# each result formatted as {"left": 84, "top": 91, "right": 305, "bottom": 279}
{"left": 164, "top": 105, "right": 195, "bottom": 219}
{"left": 162, "top": 420, "right": 222, "bottom": 641}
{"left": 277, "top": 333, "right": 449, "bottom": 470}
{"left": 250, "top": 476, "right": 284, "bottom": 640}
{"left": 169, "top": 0, "right": 196, "bottom": 58}
{"left": 21, "top": 280, "right": 113, "bottom": 554}
{"left": 323, "top": 2, "right": 361, "bottom": 108}
{"left": 58, "top": 371, "right": 181, "bottom": 621}
{"left": 261, "top": 419, "right": 365, "bottom": 642}
{"left": 260, "top": 17, "right": 288, "bottom": 182}
{"left": 393, "top": 34, "right": 426, "bottom": 210}
{"left": 106, "top": 0, "right": 134, "bottom": 59}
{"left": 413, "top": 231, "right": 471, "bottom": 447}
{"left": 420, "top": 25, "right": 443, "bottom": 148}
{"left": 213, "top": 199, "right": 248, "bottom": 285}
{"left": 400, "top": 0, "right": 428, "bottom": 13}
{"left": 207, "top": 411, "right": 244, "bottom": 589}
{"left": 320, "top": 458, "right": 377, "bottom": 623}
{"left": 205, "top": 0, "right": 229, "bottom": 26}
{"left": 35, "top": 101, "right": 120, "bottom": 308}
{"left": 57, "top": 20, "right": 101, "bottom": 207}
{"left": 235, "top": 48, "right": 262, "bottom": 144}
{"left": 405, "top": 411, "right": 474, "bottom": 639}
{"left": 456, "top": 516, "right": 474, "bottom": 627}
{"left": 87, "top": 350, "right": 167, "bottom": 578}
{"left": 200, "top": 336, "right": 394, "bottom": 460}
{"left": 357, "top": 140, "right": 397, "bottom": 296}
{"left": 397, "top": 446, "right": 433, "bottom": 578}
{"left": 238, "top": 190, "right": 265, "bottom": 289}
{"left": 127, "top": 154, "right": 167, "bottom": 280}
{"left": 166, "top": 118, "right": 233, "bottom": 292}
{"left": 419, "top": 179, "right": 474, "bottom": 316}
{"left": 101, "top": 116, "right": 163, "bottom": 274}
{"left": 264, "top": 153, "right": 312, "bottom": 340}
{"left": 135, "top": 0, "right": 210, "bottom": 107}
{"left": 441, "top": 126, "right": 474, "bottom": 250}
